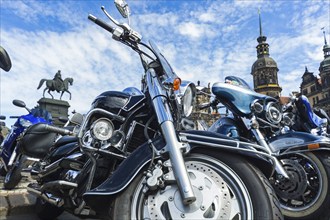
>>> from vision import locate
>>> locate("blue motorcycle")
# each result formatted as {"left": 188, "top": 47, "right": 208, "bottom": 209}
{"left": 0, "top": 46, "right": 53, "bottom": 189}
{"left": 282, "top": 94, "right": 329, "bottom": 136}
{"left": 0, "top": 115, "right": 7, "bottom": 145}
{"left": 0, "top": 101, "right": 52, "bottom": 189}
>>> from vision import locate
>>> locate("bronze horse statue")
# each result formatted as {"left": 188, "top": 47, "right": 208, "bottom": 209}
{"left": 37, "top": 77, "right": 73, "bottom": 100}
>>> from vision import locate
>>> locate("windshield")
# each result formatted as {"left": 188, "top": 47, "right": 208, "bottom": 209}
{"left": 149, "top": 40, "right": 178, "bottom": 80}
{"left": 224, "top": 76, "right": 252, "bottom": 90}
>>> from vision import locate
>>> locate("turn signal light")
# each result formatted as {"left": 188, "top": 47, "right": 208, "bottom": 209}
{"left": 173, "top": 78, "right": 181, "bottom": 91}
{"left": 308, "top": 143, "right": 320, "bottom": 150}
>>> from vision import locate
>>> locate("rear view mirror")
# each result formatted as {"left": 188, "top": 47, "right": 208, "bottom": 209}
{"left": 70, "top": 113, "right": 84, "bottom": 125}
{"left": 114, "top": 0, "right": 130, "bottom": 18}
{"left": 0, "top": 46, "right": 12, "bottom": 72}
{"left": 13, "top": 99, "right": 26, "bottom": 108}
{"left": 0, "top": 115, "right": 6, "bottom": 120}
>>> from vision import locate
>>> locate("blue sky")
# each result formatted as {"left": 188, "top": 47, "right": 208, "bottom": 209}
{"left": 0, "top": 0, "right": 329, "bottom": 125}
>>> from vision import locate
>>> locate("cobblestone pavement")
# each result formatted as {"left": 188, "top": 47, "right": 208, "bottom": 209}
{"left": 0, "top": 176, "right": 34, "bottom": 218}
{"left": 0, "top": 176, "right": 95, "bottom": 220}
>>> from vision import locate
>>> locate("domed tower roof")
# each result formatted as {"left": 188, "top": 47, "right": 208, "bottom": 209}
{"left": 251, "top": 56, "right": 278, "bottom": 72}
{"left": 250, "top": 10, "right": 281, "bottom": 97}
{"left": 319, "top": 29, "right": 330, "bottom": 72}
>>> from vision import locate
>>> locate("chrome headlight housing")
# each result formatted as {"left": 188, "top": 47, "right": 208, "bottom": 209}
{"left": 250, "top": 99, "right": 264, "bottom": 114}
{"left": 91, "top": 118, "right": 114, "bottom": 141}
{"left": 265, "top": 102, "right": 282, "bottom": 124}
{"left": 177, "top": 81, "right": 196, "bottom": 117}
{"left": 282, "top": 112, "right": 295, "bottom": 126}
{"left": 19, "top": 118, "right": 33, "bottom": 128}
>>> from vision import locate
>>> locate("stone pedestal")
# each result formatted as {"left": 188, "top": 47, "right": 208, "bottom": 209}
{"left": 37, "top": 98, "right": 70, "bottom": 126}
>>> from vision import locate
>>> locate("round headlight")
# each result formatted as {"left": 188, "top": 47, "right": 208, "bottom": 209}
{"left": 265, "top": 102, "right": 282, "bottom": 124}
{"left": 91, "top": 118, "right": 114, "bottom": 141}
{"left": 182, "top": 85, "right": 195, "bottom": 117}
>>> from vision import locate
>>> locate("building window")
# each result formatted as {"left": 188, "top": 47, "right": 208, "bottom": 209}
{"left": 302, "top": 89, "right": 308, "bottom": 95}
{"left": 313, "top": 97, "right": 316, "bottom": 105}
{"left": 311, "top": 85, "right": 316, "bottom": 93}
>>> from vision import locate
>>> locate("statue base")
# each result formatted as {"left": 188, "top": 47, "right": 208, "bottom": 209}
{"left": 38, "top": 98, "right": 70, "bottom": 126}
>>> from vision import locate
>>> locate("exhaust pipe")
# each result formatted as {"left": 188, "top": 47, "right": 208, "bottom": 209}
{"left": 27, "top": 185, "right": 64, "bottom": 207}
{"left": 27, "top": 180, "right": 77, "bottom": 207}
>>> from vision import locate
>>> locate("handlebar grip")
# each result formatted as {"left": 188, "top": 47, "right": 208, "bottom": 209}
{"left": 9, "top": 116, "right": 20, "bottom": 119}
{"left": 88, "top": 14, "right": 114, "bottom": 34}
{"left": 45, "top": 124, "right": 73, "bottom": 136}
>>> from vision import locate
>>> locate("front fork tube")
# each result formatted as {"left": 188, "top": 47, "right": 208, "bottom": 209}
{"left": 147, "top": 69, "right": 196, "bottom": 205}
{"left": 252, "top": 128, "right": 289, "bottom": 179}
{"left": 8, "top": 147, "right": 17, "bottom": 167}
{"left": 161, "top": 121, "right": 196, "bottom": 204}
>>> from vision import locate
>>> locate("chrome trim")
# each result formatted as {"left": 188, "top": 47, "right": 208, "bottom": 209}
{"left": 161, "top": 121, "right": 196, "bottom": 204}
{"left": 38, "top": 158, "right": 63, "bottom": 178}
{"left": 78, "top": 108, "right": 125, "bottom": 150}
{"left": 147, "top": 69, "right": 173, "bottom": 124}
{"left": 180, "top": 133, "right": 274, "bottom": 160}
{"left": 27, "top": 186, "right": 64, "bottom": 207}
{"left": 147, "top": 68, "right": 196, "bottom": 204}
{"left": 251, "top": 128, "right": 289, "bottom": 178}
{"left": 8, "top": 147, "right": 17, "bottom": 166}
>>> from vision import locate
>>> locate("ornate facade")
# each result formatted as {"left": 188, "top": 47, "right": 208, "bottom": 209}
{"left": 189, "top": 82, "right": 220, "bottom": 129}
{"left": 301, "top": 31, "right": 330, "bottom": 115}
{"left": 251, "top": 12, "right": 282, "bottom": 97}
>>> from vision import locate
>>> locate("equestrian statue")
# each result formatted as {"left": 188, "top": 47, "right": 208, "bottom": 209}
{"left": 37, "top": 70, "right": 73, "bottom": 100}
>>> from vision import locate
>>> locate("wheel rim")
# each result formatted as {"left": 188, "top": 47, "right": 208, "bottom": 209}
{"left": 273, "top": 153, "right": 324, "bottom": 212}
{"left": 131, "top": 154, "right": 253, "bottom": 220}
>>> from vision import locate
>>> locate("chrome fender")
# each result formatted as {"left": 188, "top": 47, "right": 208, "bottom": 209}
{"left": 268, "top": 131, "right": 330, "bottom": 155}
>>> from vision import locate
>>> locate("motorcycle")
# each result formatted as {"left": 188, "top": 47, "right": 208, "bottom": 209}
{"left": 21, "top": 1, "right": 283, "bottom": 220}
{"left": 282, "top": 94, "right": 329, "bottom": 136}
{"left": 0, "top": 100, "right": 53, "bottom": 189}
{"left": 0, "top": 115, "right": 7, "bottom": 145}
{"left": 0, "top": 45, "right": 12, "bottom": 72}
{"left": 207, "top": 76, "right": 330, "bottom": 220}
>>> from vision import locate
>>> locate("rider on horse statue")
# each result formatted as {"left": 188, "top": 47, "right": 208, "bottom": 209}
{"left": 53, "top": 70, "right": 64, "bottom": 92}
{"left": 37, "top": 70, "right": 73, "bottom": 100}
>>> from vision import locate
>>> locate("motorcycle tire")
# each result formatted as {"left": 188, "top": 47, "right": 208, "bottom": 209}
{"left": 274, "top": 152, "right": 330, "bottom": 220}
{"left": 3, "top": 156, "right": 24, "bottom": 190}
{"left": 35, "top": 197, "right": 64, "bottom": 220}
{"left": 0, "top": 161, "right": 7, "bottom": 176}
{"left": 109, "top": 152, "right": 283, "bottom": 220}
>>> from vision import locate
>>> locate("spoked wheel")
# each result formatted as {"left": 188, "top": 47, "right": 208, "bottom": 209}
{"left": 110, "top": 152, "right": 283, "bottom": 220}
{"left": 271, "top": 152, "right": 330, "bottom": 220}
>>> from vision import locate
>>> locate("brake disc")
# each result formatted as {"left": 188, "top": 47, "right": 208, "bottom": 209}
{"left": 273, "top": 159, "right": 308, "bottom": 200}
{"left": 144, "top": 161, "right": 232, "bottom": 219}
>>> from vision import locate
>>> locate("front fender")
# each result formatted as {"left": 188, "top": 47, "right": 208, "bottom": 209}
{"left": 268, "top": 131, "right": 330, "bottom": 155}
{"left": 83, "top": 135, "right": 165, "bottom": 210}
{"left": 180, "top": 130, "right": 275, "bottom": 177}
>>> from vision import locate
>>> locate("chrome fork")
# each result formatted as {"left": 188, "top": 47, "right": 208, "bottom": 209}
{"left": 250, "top": 116, "right": 289, "bottom": 179}
{"left": 147, "top": 68, "right": 196, "bottom": 204}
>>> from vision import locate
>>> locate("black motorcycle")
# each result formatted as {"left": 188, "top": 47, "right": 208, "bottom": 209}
{"left": 207, "top": 76, "right": 330, "bottom": 220}
{"left": 21, "top": 1, "right": 283, "bottom": 219}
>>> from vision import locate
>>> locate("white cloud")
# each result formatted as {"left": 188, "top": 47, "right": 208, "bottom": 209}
{"left": 1, "top": 0, "right": 329, "bottom": 125}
